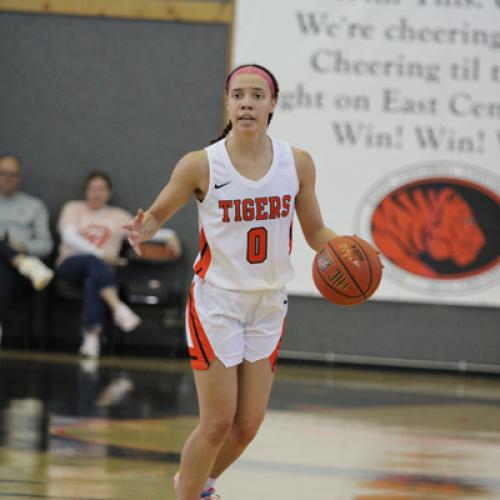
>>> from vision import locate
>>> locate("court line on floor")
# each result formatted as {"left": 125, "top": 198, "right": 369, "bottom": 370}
{"left": 233, "top": 457, "right": 500, "bottom": 491}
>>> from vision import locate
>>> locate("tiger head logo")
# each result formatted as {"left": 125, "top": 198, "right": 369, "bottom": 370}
{"left": 371, "top": 183, "right": 492, "bottom": 279}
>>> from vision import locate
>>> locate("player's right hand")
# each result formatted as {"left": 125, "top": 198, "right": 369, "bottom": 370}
{"left": 123, "top": 209, "right": 146, "bottom": 256}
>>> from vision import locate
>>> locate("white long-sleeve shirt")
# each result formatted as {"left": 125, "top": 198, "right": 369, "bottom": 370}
{"left": 57, "top": 201, "right": 131, "bottom": 263}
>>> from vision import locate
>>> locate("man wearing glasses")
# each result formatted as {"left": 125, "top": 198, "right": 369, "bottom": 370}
{"left": 0, "top": 154, "right": 54, "bottom": 344}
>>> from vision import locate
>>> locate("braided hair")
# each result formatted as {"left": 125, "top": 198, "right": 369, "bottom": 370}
{"left": 210, "top": 64, "right": 280, "bottom": 144}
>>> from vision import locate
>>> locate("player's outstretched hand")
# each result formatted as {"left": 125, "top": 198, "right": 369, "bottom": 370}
{"left": 123, "top": 209, "right": 146, "bottom": 256}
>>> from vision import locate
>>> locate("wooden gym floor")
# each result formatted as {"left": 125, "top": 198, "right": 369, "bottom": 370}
{"left": 0, "top": 350, "right": 499, "bottom": 500}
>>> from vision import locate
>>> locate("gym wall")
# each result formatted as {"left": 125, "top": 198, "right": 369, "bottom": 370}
{"left": 0, "top": 10, "right": 229, "bottom": 256}
{"left": 1, "top": 7, "right": 498, "bottom": 372}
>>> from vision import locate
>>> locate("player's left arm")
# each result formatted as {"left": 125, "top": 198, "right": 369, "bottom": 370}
{"left": 294, "top": 147, "right": 338, "bottom": 251}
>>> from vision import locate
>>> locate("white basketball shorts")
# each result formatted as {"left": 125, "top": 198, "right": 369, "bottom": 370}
{"left": 185, "top": 276, "right": 288, "bottom": 371}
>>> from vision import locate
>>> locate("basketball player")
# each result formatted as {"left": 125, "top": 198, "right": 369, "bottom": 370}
{"left": 124, "top": 64, "right": 337, "bottom": 500}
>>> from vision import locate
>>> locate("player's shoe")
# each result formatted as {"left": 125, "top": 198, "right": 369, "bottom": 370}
{"left": 173, "top": 472, "right": 220, "bottom": 499}
{"left": 201, "top": 487, "right": 220, "bottom": 499}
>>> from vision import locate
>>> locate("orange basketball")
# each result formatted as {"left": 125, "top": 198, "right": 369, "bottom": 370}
{"left": 312, "top": 235, "right": 383, "bottom": 306}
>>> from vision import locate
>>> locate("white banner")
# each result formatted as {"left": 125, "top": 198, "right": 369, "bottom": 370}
{"left": 233, "top": 0, "right": 500, "bottom": 307}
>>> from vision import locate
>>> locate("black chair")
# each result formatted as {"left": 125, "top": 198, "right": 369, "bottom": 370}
{"left": 2, "top": 283, "right": 50, "bottom": 350}
{"left": 115, "top": 237, "right": 190, "bottom": 358}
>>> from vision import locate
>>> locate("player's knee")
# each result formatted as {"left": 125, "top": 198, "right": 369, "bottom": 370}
{"left": 232, "top": 416, "right": 264, "bottom": 445}
{"left": 202, "top": 418, "right": 234, "bottom": 446}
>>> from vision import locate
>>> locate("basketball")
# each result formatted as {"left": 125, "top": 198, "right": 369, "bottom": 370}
{"left": 312, "top": 235, "right": 383, "bottom": 306}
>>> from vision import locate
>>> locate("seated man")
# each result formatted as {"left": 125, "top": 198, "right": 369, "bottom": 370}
{"left": 0, "top": 154, "right": 54, "bottom": 343}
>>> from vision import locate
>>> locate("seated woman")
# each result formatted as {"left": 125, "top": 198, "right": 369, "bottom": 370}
{"left": 56, "top": 171, "right": 142, "bottom": 358}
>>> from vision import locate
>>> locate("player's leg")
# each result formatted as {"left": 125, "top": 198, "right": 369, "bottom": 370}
{"left": 209, "top": 286, "right": 286, "bottom": 479}
{"left": 178, "top": 277, "right": 246, "bottom": 498}
{"left": 209, "top": 358, "right": 274, "bottom": 478}
{"left": 177, "top": 359, "right": 238, "bottom": 500}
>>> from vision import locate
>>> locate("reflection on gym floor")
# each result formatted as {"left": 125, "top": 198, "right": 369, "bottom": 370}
{"left": 1, "top": 350, "right": 499, "bottom": 499}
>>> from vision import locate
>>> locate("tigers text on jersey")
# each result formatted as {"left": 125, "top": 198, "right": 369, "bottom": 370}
{"left": 194, "top": 137, "right": 299, "bottom": 291}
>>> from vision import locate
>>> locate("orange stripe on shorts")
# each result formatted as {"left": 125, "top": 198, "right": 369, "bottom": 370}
{"left": 269, "top": 320, "right": 286, "bottom": 372}
{"left": 187, "top": 282, "right": 216, "bottom": 370}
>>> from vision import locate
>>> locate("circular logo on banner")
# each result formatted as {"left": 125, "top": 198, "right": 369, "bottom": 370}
{"left": 354, "top": 162, "right": 500, "bottom": 293}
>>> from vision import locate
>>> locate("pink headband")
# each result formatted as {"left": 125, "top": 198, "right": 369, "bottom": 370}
{"left": 227, "top": 66, "right": 276, "bottom": 96}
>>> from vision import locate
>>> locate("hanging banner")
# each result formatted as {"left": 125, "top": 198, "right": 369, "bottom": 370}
{"left": 233, "top": 0, "right": 500, "bottom": 307}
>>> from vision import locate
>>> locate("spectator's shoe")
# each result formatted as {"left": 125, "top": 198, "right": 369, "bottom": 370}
{"left": 173, "top": 472, "right": 221, "bottom": 499}
{"left": 113, "top": 303, "right": 141, "bottom": 332}
{"left": 17, "top": 256, "right": 54, "bottom": 291}
{"left": 79, "top": 333, "right": 100, "bottom": 358}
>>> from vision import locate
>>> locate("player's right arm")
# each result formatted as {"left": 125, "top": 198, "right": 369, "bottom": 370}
{"left": 124, "top": 150, "right": 209, "bottom": 255}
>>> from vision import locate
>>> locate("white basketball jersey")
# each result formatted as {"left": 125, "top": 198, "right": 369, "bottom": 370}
{"left": 193, "top": 137, "right": 299, "bottom": 291}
